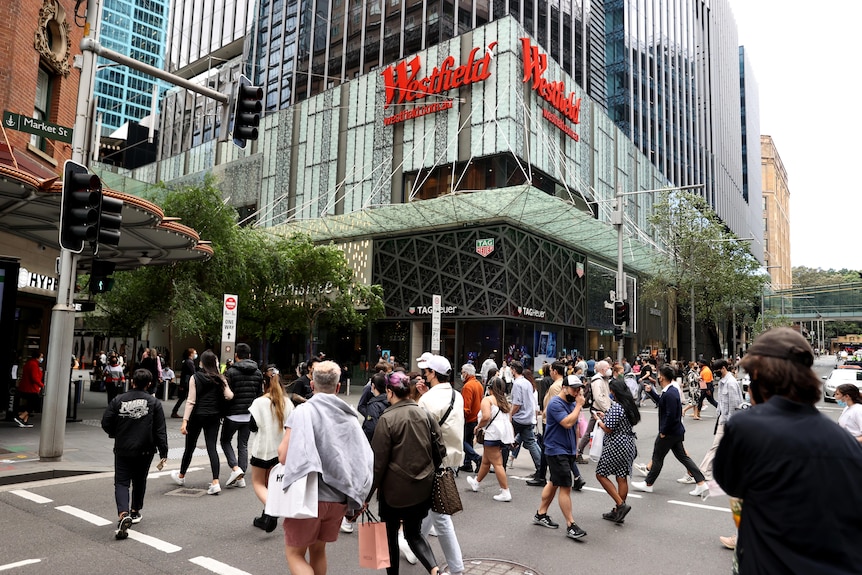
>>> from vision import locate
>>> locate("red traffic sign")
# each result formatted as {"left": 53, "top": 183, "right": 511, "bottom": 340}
{"left": 225, "top": 296, "right": 237, "bottom": 311}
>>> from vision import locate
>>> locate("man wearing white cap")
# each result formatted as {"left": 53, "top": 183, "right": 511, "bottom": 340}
{"left": 417, "top": 353, "right": 465, "bottom": 575}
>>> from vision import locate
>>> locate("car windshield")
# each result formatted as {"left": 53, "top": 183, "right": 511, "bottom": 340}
{"left": 830, "top": 370, "right": 862, "bottom": 382}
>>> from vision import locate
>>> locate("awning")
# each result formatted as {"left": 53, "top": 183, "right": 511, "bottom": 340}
{"left": 270, "top": 185, "right": 658, "bottom": 276}
{"left": 0, "top": 162, "right": 212, "bottom": 271}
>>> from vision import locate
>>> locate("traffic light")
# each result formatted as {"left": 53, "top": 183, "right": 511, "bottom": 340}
{"left": 613, "top": 327, "right": 624, "bottom": 340}
{"left": 60, "top": 160, "right": 101, "bottom": 253}
{"left": 232, "top": 74, "right": 263, "bottom": 148}
{"left": 97, "top": 192, "right": 123, "bottom": 250}
{"left": 613, "top": 300, "right": 629, "bottom": 326}
{"left": 89, "top": 259, "right": 116, "bottom": 294}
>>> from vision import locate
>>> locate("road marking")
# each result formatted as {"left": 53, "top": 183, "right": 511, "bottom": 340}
{"left": 581, "top": 486, "right": 642, "bottom": 499}
{"left": 127, "top": 530, "right": 182, "bottom": 553}
{"left": 9, "top": 490, "right": 52, "bottom": 504}
{"left": 0, "top": 559, "right": 42, "bottom": 571}
{"left": 55, "top": 505, "right": 113, "bottom": 526}
{"left": 189, "top": 556, "right": 252, "bottom": 575}
{"left": 148, "top": 466, "right": 202, "bottom": 479}
{"left": 667, "top": 500, "right": 731, "bottom": 512}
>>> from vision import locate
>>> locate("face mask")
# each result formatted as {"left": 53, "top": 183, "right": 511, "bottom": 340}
{"left": 837, "top": 400, "right": 847, "bottom": 408}
{"left": 564, "top": 391, "right": 577, "bottom": 403}
{"left": 192, "top": 353, "right": 198, "bottom": 360}
{"left": 38, "top": 357, "right": 43, "bottom": 364}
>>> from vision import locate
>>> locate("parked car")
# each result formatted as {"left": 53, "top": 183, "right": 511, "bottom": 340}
{"left": 822, "top": 367, "right": 862, "bottom": 402}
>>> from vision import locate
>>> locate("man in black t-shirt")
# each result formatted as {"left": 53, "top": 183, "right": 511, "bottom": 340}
{"left": 291, "top": 357, "right": 319, "bottom": 404}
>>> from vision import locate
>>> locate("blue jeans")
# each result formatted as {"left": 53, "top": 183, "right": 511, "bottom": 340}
{"left": 512, "top": 421, "right": 542, "bottom": 474}
{"left": 219, "top": 417, "right": 250, "bottom": 472}
{"left": 463, "top": 421, "right": 481, "bottom": 466}
{"left": 422, "top": 511, "right": 463, "bottom": 573}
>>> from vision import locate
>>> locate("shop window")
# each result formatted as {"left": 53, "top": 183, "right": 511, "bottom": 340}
{"left": 30, "top": 68, "right": 52, "bottom": 152}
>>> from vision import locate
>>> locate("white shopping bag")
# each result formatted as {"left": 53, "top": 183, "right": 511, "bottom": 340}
{"left": 589, "top": 426, "right": 604, "bottom": 462}
{"left": 265, "top": 464, "right": 319, "bottom": 519}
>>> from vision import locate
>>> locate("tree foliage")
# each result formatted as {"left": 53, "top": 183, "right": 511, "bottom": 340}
{"left": 642, "top": 191, "right": 767, "bottom": 356}
{"left": 91, "top": 177, "right": 384, "bottom": 364}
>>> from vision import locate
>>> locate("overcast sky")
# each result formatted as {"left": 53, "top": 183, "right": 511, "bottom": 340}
{"left": 730, "top": 1, "right": 861, "bottom": 271}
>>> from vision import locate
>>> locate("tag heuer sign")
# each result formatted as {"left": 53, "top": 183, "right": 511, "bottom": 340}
{"left": 476, "top": 238, "right": 495, "bottom": 257}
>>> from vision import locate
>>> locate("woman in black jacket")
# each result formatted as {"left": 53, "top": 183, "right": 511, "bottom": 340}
{"left": 170, "top": 350, "right": 233, "bottom": 495}
{"left": 360, "top": 372, "right": 390, "bottom": 442}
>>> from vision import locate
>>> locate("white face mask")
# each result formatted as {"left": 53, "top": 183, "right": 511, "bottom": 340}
{"left": 192, "top": 353, "right": 198, "bottom": 360}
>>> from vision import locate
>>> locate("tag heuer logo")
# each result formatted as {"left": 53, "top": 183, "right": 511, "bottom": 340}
{"left": 476, "top": 238, "right": 495, "bottom": 257}
{"left": 408, "top": 307, "right": 416, "bottom": 314}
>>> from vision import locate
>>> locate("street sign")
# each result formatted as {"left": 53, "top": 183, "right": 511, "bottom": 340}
{"left": 431, "top": 294, "right": 441, "bottom": 354}
{"left": 222, "top": 294, "right": 238, "bottom": 342}
{"left": 4, "top": 110, "right": 73, "bottom": 144}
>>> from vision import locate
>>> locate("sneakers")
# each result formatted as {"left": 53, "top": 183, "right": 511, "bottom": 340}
{"left": 170, "top": 470, "right": 185, "bottom": 486}
{"left": 631, "top": 481, "right": 653, "bottom": 493}
{"left": 226, "top": 468, "right": 245, "bottom": 487}
{"left": 633, "top": 463, "right": 649, "bottom": 477}
{"left": 116, "top": 515, "right": 132, "bottom": 540}
{"left": 207, "top": 483, "right": 221, "bottom": 495}
{"left": 170, "top": 413, "right": 182, "bottom": 418}
{"left": 575, "top": 455, "right": 589, "bottom": 465}
{"left": 129, "top": 511, "right": 142, "bottom": 524}
{"left": 398, "top": 530, "right": 418, "bottom": 564}
{"left": 13, "top": 417, "right": 33, "bottom": 428}
{"left": 614, "top": 503, "right": 631, "bottom": 523}
{"left": 234, "top": 478, "right": 246, "bottom": 488}
{"left": 720, "top": 535, "right": 737, "bottom": 550}
{"left": 689, "top": 483, "right": 709, "bottom": 497}
{"left": 493, "top": 489, "right": 512, "bottom": 502}
{"left": 566, "top": 523, "right": 587, "bottom": 540}
{"left": 526, "top": 477, "right": 546, "bottom": 487}
{"left": 676, "top": 475, "right": 696, "bottom": 484}
{"left": 533, "top": 512, "right": 559, "bottom": 529}
{"left": 466, "top": 475, "right": 480, "bottom": 492}
{"left": 602, "top": 509, "right": 618, "bottom": 522}
{"left": 573, "top": 476, "right": 586, "bottom": 491}
{"left": 340, "top": 517, "right": 354, "bottom": 533}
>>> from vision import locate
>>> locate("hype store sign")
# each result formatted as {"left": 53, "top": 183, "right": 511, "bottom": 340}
{"left": 380, "top": 37, "right": 581, "bottom": 143}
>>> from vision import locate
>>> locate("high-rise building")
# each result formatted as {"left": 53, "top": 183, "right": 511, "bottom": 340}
{"left": 739, "top": 45, "right": 763, "bottom": 260}
{"left": 94, "top": 0, "right": 169, "bottom": 134}
{"left": 761, "top": 135, "right": 791, "bottom": 288}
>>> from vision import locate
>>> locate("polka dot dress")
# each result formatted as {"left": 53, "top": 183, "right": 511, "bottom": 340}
{"left": 596, "top": 402, "right": 638, "bottom": 477}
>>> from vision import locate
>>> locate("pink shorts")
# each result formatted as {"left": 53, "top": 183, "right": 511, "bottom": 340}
{"left": 283, "top": 501, "right": 348, "bottom": 548}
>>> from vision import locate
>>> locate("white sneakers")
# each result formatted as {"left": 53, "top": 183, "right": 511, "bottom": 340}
{"left": 676, "top": 475, "right": 695, "bottom": 484}
{"left": 207, "top": 483, "right": 221, "bottom": 495}
{"left": 340, "top": 517, "right": 354, "bottom": 533}
{"left": 633, "top": 463, "right": 649, "bottom": 477}
{"left": 493, "top": 489, "right": 512, "bottom": 502}
{"left": 398, "top": 530, "right": 418, "bottom": 564}
{"left": 631, "top": 481, "right": 653, "bottom": 493}
{"left": 170, "top": 470, "right": 185, "bottom": 486}
{"left": 689, "top": 483, "right": 709, "bottom": 497}
{"left": 466, "top": 475, "right": 480, "bottom": 492}
{"left": 234, "top": 478, "right": 246, "bottom": 488}
{"left": 226, "top": 468, "right": 245, "bottom": 487}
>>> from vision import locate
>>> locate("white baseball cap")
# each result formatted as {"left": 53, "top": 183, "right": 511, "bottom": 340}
{"left": 418, "top": 354, "right": 451, "bottom": 375}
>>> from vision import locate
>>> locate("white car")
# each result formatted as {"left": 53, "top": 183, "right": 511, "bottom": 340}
{"left": 821, "top": 368, "right": 862, "bottom": 402}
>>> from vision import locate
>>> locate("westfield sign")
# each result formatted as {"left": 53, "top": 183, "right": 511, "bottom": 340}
{"left": 521, "top": 38, "right": 581, "bottom": 140}
{"left": 381, "top": 42, "right": 497, "bottom": 125}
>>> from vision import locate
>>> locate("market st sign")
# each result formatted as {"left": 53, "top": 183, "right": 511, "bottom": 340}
{"left": 381, "top": 42, "right": 497, "bottom": 125}
{"left": 520, "top": 38, "right": 581, "bottom": 141}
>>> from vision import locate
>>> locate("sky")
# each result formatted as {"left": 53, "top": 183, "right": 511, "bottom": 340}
{"left": 730, "top": 1, "right": 862, "bottom": 271}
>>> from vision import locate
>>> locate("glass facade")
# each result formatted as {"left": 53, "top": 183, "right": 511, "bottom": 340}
{"left": 96, "top": 0, "right": 169, "bottom": 134}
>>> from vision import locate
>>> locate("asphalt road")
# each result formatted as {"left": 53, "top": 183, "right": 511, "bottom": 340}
{"left": 0, "top": 357, "right": 843, "bottom": 575}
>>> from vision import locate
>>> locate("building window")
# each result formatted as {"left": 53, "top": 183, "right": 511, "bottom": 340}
{"left": 31, "top": 68, "right": 52, "bottom": 151}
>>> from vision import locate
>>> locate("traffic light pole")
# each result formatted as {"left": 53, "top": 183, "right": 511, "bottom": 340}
{"left": 39, "top": 0, "right": 103, "bottom": 460}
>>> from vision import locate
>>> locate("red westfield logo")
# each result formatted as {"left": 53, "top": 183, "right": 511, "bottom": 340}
{"left": 521, "top": 38, "right": 581, "bottom": 125}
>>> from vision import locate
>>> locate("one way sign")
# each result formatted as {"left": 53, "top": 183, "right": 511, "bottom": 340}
{"left": 221, "top": 294, "right": 238, "bottom": 363}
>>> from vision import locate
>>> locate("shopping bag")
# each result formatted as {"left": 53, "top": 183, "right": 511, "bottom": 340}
{"left": 358, "top": 510, "right": 390, "bottom": 569}
{"left": 265, "top": 465, "right": 319, "bottom": 519}
{"left": 589, "top": 426, "right": 604, "bottom": 462}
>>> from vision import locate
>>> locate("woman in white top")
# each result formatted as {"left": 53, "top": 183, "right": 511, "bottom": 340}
{"left": 834, "top": 384, "right": 862, "bottom": 443}
{"left": 466, "top": 376, "right": 515, "bottom": 502}
{"left": 249, "top": 365, "right": 293, "bottom": 531}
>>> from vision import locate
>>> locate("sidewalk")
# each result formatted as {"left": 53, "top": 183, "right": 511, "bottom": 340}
{"left": 1, "top": 370, "right": 365, "bottom": 486}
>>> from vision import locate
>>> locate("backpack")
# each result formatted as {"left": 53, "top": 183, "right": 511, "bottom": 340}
{"left": 582, "top": 379, "right": 594, "bottom": 410}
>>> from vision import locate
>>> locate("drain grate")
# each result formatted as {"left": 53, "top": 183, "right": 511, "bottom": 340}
{"left": 165, "top": 487, "right": 208, "bottom": 498}
{"left": 454, "top": 559, "right": 543, "bottom": 575}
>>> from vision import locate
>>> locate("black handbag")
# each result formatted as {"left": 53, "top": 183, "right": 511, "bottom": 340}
{"left": 431, "top": 467, "right": 463, "bottom": 515}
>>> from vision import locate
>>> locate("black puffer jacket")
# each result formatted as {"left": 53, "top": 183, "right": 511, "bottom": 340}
{"left": 224, "top": 358, "right": 263, "bottom": 416}
{"left": 101, "top": 389, "right": 168, "bottom": 458}
{"left": 192, "top": 372, "right": 226, "bottom": 418}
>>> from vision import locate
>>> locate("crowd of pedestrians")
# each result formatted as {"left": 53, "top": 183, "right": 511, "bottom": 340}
{"left": 73, "top": 327, "right": 862, "bottom": 574}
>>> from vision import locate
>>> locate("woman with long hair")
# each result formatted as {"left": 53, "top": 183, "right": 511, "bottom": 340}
{"left": 249, "top": 365, "right": 293, "bottom": 531}
{"left": 595, "top": 378, "right": 641, "bottom": 523}
{"left": 834, "top": 383, "right": 862, "bottom": 442}
{"left": 466, "top": 376, "right": 516, "bottom": 501}
{"left": 170, "top": 350, "right": 233, "bottom": 495}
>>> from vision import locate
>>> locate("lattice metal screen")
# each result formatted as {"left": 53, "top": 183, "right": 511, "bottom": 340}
{"left": 373, "top": 224, "right": 587, "bottom": 327}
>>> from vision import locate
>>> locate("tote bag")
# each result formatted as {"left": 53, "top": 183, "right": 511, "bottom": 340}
{"left": 265, "top": 464, "right": 319, "bottom": 519}
{"left": 589, "top": 426, "right": 605, "bottom": 462}
{"left": 358, "top": 510, "right": 390, "bottom": 569}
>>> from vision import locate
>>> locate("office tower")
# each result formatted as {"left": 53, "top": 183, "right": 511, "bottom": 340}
{"left": 95, "top": 0, "right": 170, "bottom": 133}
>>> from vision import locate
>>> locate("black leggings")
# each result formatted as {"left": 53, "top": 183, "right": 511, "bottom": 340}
{"left": 379, "top": 496, "right": 437, "bottom": 575}
{"left": 180, "top": 415, "right": 221, "bottom": 480}
{"left": 697, "top": 384, "right": 718, "bottom": 410}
